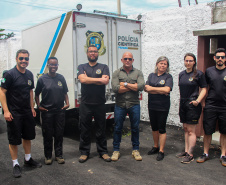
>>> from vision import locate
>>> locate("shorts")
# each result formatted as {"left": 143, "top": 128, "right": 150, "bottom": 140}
{"left": 7, "top": 112, "right": 36, "bottom": 145}
{"left": 203, "top": 109, "right": 226, "bottom": 135}
{"left": 179, "top": 99, "right": 202, "bottom": 124}
{"left": 148, "top": 109, "right": 169, "bottom": 134}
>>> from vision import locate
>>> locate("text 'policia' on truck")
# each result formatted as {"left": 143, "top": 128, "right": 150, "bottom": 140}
{"left": 22, "top": 9, "right": 143, "bottom": 125}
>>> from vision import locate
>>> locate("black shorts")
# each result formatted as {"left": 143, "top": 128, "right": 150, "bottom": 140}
{"left": 203, "top": 109, "right": 226, "bottom": 135}
{"left": 179, "top": 99, "right": 202, "bottom": 124}
{"left": 7, "top": 112, "right": 36, "bottom": 145}
{"left": 148, "top": 109, "right": 169, "bottom": 134}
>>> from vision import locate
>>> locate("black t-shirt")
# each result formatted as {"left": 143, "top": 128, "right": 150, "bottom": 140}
{"left": 1, "top": 66, "right": 34, "bottom": 115}
{"left": 205, "top": 66, "right": 226, "bottom": 110}
{"left": 77, "top": 63, "right": 110, "bottom": 105}
{"left": 146, "top": 73, "right": 173, "bottom": 111}
{"left": 35, "top": 73, "right": 68, "bottom": 111}
{"left": 179, "top": 70, "right": 207, "bottom": 99}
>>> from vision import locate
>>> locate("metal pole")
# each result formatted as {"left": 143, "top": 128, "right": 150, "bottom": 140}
{"left": 117, "top": 0, "right": 121, "bottom": 15}
{"left": 188, "top": 0, "right": 190, "bottom": 5}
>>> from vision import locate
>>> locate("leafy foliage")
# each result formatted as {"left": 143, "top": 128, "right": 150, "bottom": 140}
{"left": 0, "top": 29, "right": 15, "bottom": 40}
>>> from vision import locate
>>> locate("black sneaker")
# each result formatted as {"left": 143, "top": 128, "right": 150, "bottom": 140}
{"left": 24, "top": 158, "right": 42, "bottom": 168}
{"left": 181, "top": 154, "right": 194, "bottom": 164}
{"left": 147, "top": 147, "right": 159, "bottom": 155}
{"left": 196, "top": 153, "right": 209, "bottom": 163}
{"left": 176, "top": 152, "right": 188, "bottom": 158}
{"left": 13, "top": 164, "right": 21, "bottom": 178}
{"left": 156, "top": 152, "right": 164, "bottom": 161}
{"left": 220, "top": 156, "right": 226, "bottom": 167}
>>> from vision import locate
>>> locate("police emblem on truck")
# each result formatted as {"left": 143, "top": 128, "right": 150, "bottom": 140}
{"left": 85, "top": 31, "right": 106, "bottom": 56}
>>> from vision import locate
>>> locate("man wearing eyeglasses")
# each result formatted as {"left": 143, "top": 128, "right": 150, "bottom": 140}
{"left": 197, "top": 48, "right": 226, "bottom": 167}
{"left": 35, "top": 57, "right": 69, "bottom": 165}
{"left": 77, "top": 45, "right": 111, "bottom": 163}
{"left": 0, "top": 49, "right": 42, "bottom": 178}
{"left": 111, "top": 52, "right": 145, "bottom": 161}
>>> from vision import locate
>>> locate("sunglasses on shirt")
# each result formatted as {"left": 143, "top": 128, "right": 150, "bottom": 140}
{"left": 18, "top": 57, "right": 29, "bottom": 61}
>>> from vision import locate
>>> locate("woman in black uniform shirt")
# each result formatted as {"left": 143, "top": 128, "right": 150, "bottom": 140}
{"left": 35, "top": 57, "right": 70, "bottom": 165}
{"left": 144, "top": 56, "right": 173, "bottom": 161}
{"left": 177, "top": 53, "right": 207, "bottom": 163}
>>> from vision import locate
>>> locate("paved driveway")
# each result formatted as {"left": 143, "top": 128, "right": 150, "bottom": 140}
{"left": 0, "top": 115, "right": 224, "bottom": 185}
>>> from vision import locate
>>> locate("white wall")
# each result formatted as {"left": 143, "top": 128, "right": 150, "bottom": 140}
{"left": 0, "top": 38, "right": 21, "bottom": 74}
{"left": 0, "top": 4, "right": 212, "bottom": 125}
{"left": 0, "top": 38, "right": 21, "bottom": 114}
{"left": 131, "top": 4, "right": 212, "bottom": 126}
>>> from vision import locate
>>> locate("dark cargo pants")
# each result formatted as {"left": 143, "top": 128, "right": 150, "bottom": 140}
{"left": 41, "top": 110, "right": 65, "bottom": 158}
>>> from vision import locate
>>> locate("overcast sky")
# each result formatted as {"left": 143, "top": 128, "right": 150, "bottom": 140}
{"left": 0, "top": 0, "right": 218, "bottom": 36}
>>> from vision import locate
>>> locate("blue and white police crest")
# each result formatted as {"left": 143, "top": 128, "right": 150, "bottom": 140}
{"left": 58, "top": 81, "right": 62, "bottom": 86}
{"left": 28, "top": 80, "right": 32, "bottom": 86}
{"left": 159, "top": 80, "right": 165, "bottom": 85}
{"left": 189, "top": 77, "right": 193, "bottom": 81}
{"left": 84, "top": 30, "right": 106, "bottom": 56}
{"left": 224, "top": 76, "right": 226, "bottom": 81}
{"left": 96, "top": 69, "right": 102, "bottom": 74}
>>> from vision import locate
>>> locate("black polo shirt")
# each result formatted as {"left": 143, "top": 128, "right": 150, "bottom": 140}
{"left": 77, "top": 63, "right": 110, "bottom": 105}
{"left": 179, "top": 70, "right": 207, "bottom": 99}
{"left": 205, "top": 66, "right": 226, "bottom": 111}
{"left": 35, "top": 73, "right": 68, "bottom": 111}
{"left": 146, "top": 72, "right": 173, "bottom": 111}
{"left": 1, "top": 66, "right": 34, "bottom": 115}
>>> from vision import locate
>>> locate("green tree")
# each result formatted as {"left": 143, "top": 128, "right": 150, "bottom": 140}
{"left": 0, "top": 29, "right": 15, "bottom": 40}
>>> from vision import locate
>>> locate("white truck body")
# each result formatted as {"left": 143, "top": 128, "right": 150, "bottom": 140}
{"left": 22, "top": 11, "right": 142, "bottom": 120}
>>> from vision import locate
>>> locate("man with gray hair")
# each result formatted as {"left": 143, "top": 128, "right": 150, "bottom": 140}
{"left": 111, "top": 51, "right": 145, "bottom": 161}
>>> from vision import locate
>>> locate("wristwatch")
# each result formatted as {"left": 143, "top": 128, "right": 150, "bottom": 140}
{"left": 124, "top": 82, "right": 128, "bottom": 87}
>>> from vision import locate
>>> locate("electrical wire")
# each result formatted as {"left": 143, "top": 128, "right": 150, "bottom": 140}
{"left": 0, "top": 0, "right": 71, "bottom": 12}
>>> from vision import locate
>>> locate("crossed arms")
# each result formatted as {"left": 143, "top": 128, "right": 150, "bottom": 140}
{"left": 78, "top": 72, "right": 109, "bottom": 85}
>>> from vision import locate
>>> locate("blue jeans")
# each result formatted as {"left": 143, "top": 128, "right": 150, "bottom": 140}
{"left": 113, "top": 104, "right": 140, "bottom": 151}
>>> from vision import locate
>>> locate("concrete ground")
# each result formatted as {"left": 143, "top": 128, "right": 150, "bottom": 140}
{"left": 0, "top": 115, "right": 225, "bottom": 185}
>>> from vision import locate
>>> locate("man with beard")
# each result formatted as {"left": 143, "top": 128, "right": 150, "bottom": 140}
{"left": 77, "top": 45, "right": 111, "bottom": 163}
{"left": 197, "top": 48, "right": 226, "bottom": 167}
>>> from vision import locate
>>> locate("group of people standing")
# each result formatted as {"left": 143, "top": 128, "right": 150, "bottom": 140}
{"left": 0, "top": 46, "right": 226, "bottom": 178}
{"left": 145, "top": 48, "right": 226, "bottom": 166}
{"left": 0, "top": 50, "right": 69, "bottom": 178}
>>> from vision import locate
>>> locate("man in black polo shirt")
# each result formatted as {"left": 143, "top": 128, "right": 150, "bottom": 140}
{"left": 77, "top": 45, "right": 111, "bottom": 163}
{"left": 197, "top": 48, "right": 226, "bottom": 167}
{"left": 0, "top": 49, "right": 42, "bottom": 178}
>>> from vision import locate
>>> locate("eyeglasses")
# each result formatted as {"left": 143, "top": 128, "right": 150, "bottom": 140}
{"left": 48, "top": 64, "right": 59, "bottom": 67}
{"left": 88, "top": 51, "right": 98, "bottom": 53}
{"left": 19, "top": 57, "right": 29, "bottom": 61}
{"left": 215, "top": 56, "right": 225, "bottom": 59}
{"left": 123, "top": 58, "right": 133, "bottom": 61}
{"left": 185, "top": 60, "right": 194, "bottom": 63}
